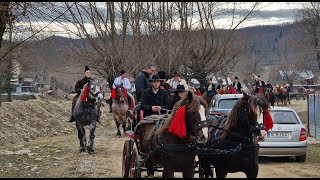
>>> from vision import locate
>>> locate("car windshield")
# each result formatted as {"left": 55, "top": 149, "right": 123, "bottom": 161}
{"left": 269, "top": 110, "right": 300, "bottom": 124}
{"left": 218, "top": 98, "right": 239, "bottom": 109}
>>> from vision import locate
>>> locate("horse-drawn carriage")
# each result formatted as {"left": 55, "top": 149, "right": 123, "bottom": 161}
{"left": 120, "top": 91, "right": 269, "bottom": 178}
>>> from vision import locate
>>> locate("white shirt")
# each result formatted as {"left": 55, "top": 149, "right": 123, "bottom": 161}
{"left": 113, "top": 76, "right": 131, "bottom": 90}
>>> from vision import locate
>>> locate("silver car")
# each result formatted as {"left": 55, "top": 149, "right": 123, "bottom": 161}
{"left": 258, "top": 107, "right": 307, "bottom": 162}
{"left": 208, "top": 94, "right": 307, "bottom": 162}
{"left": 208, "top": 94, "right": 244, "bottom": 115}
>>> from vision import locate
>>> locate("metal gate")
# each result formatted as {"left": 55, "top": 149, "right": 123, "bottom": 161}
{"left": 308, "top": 94, "right": 320, "bottom": 139}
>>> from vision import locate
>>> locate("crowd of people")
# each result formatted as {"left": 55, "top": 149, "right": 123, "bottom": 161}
{"left": 69, "top": 64, "right": 292, "bottom": 121}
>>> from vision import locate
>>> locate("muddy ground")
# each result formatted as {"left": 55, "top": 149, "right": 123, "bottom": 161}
{"left": 0, "top": 98, "right": 319, "bottom": 178}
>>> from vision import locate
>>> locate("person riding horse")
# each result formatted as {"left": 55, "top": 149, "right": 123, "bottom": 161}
{"left": 69, "top": 65, "right": 94, "bottom": 122}
{"left": 254, "top": 75, "right": 266, "bottom": 95}
{"left": 140, "top": 74, "right": 170, "bottom": 117}
{"left": 109, "top": 70, "right": 132, "bottom": 112}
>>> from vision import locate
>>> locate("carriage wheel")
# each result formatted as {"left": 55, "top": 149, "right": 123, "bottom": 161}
{"left": 129, "top": 148, "right": 142, "bottom": 178}
{"left": 122, "top": 140, "right": 132, "bottom": 178}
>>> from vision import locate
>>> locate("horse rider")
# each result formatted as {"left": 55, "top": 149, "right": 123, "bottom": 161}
{"left": 166, "top": 72, "right": 188, "bottom": 91}
{"left": 216, "top": 79, "right": 223, "bottom": 91}
{"left": 206, "top": 78, "right": 217, "bottom": 98}
{"left": 140, "top": 74, "right": 170, "bottom": 117}
{"left": 68, "top": 65, "right": 92, "bottom": 122}
{"left": 232, "top": 76, "right": 242, "bottom": 94}
{"left": 254, "top": 75, "right": 266, "bottom": 94}
{"left": 109, "top": 70, "right": 132, "bottom": 112}
{"left": 134, "top": 63, "right": 156, "bottom": 103}
{"left": 266, "top": 80, "right": 274, "bottom": 92}
{"left": 168, "top": 84, "right": 187, "bottom": 110}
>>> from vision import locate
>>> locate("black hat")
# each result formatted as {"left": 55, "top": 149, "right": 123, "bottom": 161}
{"left": 174, "top": 85, "right": 186, "bottom": 92}
{"left": 158, "top": 71, "right": 166, "bottom": 79}
{"left": 120, "top": 70, "right": 126, "bottom": 75}
{"left": 235, "top": 76, "right": 238, "bottom": 80}
{"left": 84, "top": 65, "right": 91, "bottom": 72}
{"left": 149, "top": 74, "right": 164, "bottom": 82}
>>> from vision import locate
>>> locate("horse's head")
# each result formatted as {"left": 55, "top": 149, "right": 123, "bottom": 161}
{"left": 180, "top": 91, "right": 209, "bottom": 144}
{"left": 115, "top": 84, "right": 126, "bottom": 103}
{"left": 220, "top": 92, "right": 270, "bottom": 141}
{"left": 86, "top": 79, "right": 103, "bottom": 102}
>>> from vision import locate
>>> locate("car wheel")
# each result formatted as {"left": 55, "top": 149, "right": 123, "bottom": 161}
{"left": 296, "top": 154, "right": 306, "bottom": 162}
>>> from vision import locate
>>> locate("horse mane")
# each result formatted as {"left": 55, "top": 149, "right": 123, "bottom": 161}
{"left": 219, "top": 96, "right": 258, "bottom": 140}
{"left": 158, "top": 94, "right": 208, "bottom": 134}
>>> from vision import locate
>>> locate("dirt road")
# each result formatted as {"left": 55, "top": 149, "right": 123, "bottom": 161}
{"left": 0, "top": 99, "right": 319, "bottom": 178}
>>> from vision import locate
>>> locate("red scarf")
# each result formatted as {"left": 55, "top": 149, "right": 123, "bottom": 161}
{"left": 229, "top": 86, "right": 236, "bottom": 94}
{"left": 263, "top": 109, "right": 273, "bottom": 131}
{"left": 111, "top": 88, "right": 127, "bottom": 99}
{"left": 197, "top": 89, "right": 202, "bottom": 96}
{"left": 168, "top": 105, "right": 187, "bottom": 139}
{"left": 80, "top": 84, "right": 89, "bottom": 102}
{"left": 259, "top": 86, "right": 264, "bottom": 94}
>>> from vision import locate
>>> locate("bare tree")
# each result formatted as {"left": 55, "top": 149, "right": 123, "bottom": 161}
{"left": 296, "top": 2, "right": 320, "bottom": 71}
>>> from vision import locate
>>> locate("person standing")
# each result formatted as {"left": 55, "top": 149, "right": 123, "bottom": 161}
{"left": 134, "top": 63, "right": 156, "bottom": 103}
{"left": 166, "top": 72, "right": 188, "bottom": 91}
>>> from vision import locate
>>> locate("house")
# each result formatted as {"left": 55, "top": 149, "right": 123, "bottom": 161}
{"left": 18, "top": 71, "right": 46, "bottom": 93}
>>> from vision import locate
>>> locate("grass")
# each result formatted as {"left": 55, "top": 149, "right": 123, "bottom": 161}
{"left": 297, "top": 111, "right": 308, "bottom": 125}
{"left": 306, "top": 144, "right": 320, "bottom": 164}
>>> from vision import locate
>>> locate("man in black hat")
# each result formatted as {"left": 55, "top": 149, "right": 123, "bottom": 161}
{"left": 140, "top": 74, "right": 170, "bottom": 117}
{"left": 168, "top": 84, "right": 187, "bottom": 110}
{"left": 232, "top": 76, "right": 242, "bottom": 94}
{"left": 254, "top": 75, "right": 266, "bottom": 94}
{"left": 68, "top": 65, "right": 93, "bottom": 122}
{"left": 135, "top": 63, "right": 156, "bottom": 103}
{"left": 109, "top": 70, "right": 132, "bottom": 112}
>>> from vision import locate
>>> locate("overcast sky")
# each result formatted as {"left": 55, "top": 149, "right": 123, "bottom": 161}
{"left": 9, "top": 2, "right": 305, "bottom": 39}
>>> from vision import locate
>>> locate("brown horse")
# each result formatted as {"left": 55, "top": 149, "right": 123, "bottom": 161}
{"left": 111, "top": 85, "right": 132, "bottom": 136}
{"left": 137, "top": 91, "right": 209, "bottom": 178}
{"left": 199, "top": 93, "right": 270, "bottom": 178}
{"left": 275, "top": 86, "right": 287, "bottom": 106}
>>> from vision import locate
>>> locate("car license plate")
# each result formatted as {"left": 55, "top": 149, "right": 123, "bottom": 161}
{"left": 267, "top": 131, "right": 290, "bottom": 138}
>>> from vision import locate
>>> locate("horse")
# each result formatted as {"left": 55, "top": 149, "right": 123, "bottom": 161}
{"left": 111, "top": 84, "right": 135, "bottom": 136}
{"left": 199, "top": 92, "right": 270, "bottom": 178}
{"left": 72, "top": 79, "right": 104, "bottom": 154}
{"left": 137, "top": 91, "right": 209, "bottom": 178}
{"left": 261, "top": 87, "right": 275, "bottom": 107}
{"left": 275, "top": 86, "right": 287, "bottom": 106}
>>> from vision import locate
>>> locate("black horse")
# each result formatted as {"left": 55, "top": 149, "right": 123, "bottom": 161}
{"left": 199, "top": 92, "right": 270, "bottom": 178}
{"left": 72, "top": 79, "right": 103, "bottom": 154}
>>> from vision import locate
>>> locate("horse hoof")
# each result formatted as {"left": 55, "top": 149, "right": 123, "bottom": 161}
{"left": 79, "top": 148, "right": 86, "bottom": 153}
{"left": 87, "top": 147, "right": 94, "bottom": 154}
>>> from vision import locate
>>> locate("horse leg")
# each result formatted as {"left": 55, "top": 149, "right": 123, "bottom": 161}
{"left": 76, "top": 122, "right": 86, "bottom": 152}
{"left": 162, "top": 165, "right": 174, "bottom": 178}
{"left": 87, "top": 121, "right": 96, "bottom": 154}
{"left": 215, "top": 168, "right": 227, "bottom": 178}
{"left": 114, "top": 118, "right": 121, "bottom": 137}
{"left": 182, "top": 165, "right": 194, "bottom": 178}
{"left": 245, "top": 164, "right": 259, "bottom": 178}
{"left": 198, "top": 156, "right": 213, "bottom": 178}
{"left": 145, "top": 159, "right": 155, "bottom": 178}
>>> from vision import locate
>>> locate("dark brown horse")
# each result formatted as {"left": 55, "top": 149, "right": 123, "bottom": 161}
{"left": 199, "top": 93, "right": 270, "bottom": 178}
{"left": 137, "top": 91, "right": 209, "bottom": 178}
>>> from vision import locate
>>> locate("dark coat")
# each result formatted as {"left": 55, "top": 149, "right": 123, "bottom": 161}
{"left": 74, "top": 77, "right": 92, "bottom": 94}
{"left": 135, "top": 71, "right": 151, "bottom": 102}
{"left": 266, "top": 84, "right": 273, "bottom": 91}
{"left": 140, "top": 88, "right": 170, "bottom": 117}
{"left": 232, "top": 81, "right": 242, "bottom": 92}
